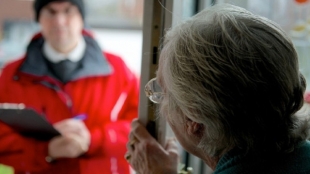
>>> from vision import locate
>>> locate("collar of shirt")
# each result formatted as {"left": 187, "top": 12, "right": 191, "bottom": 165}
{"left": 43, "top": 37, "right": 86, "bottom": 63}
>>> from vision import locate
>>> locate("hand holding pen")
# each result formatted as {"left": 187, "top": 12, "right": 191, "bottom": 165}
{"left": 49, "top": 114, "right": 91, "bottom": 158}
{"left": 53, "top": 114, "right": 88, "bottom": 135}
{"left": 73, "top": 114, "right": 87, "bottom": 121}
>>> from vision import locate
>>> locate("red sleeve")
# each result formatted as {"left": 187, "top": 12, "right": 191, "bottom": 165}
{"left": 85, "top": 54, "right": 139, "bottom": 157}
{"left": 0, "top": 61, "right": 50, "bottom": 172}
{"left": 0, "top": 119, "right": 50, "bottom": 172}
{"left": 103, "top": 71, "right": 139, "bottom": 158}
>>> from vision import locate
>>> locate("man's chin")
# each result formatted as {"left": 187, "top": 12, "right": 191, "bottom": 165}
{"left": 52, "top": 39, "right": 69, "bottom": 46}
{"left": 50, "top": 41, "right": 72, "bottom": 52}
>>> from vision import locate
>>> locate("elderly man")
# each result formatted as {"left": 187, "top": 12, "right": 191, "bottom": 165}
{"left": 0, "top": 0, "right": 139, "bottom": 174}
{"left": 126, "top": 4, "right": 310, "bottom": 174}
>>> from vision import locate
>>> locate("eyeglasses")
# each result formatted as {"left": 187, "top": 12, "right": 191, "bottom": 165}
{"left": 145, "top": 78, "right": 164, "bottom": 104}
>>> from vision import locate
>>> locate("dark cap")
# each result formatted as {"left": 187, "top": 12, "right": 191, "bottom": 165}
{"left": 33, "top": 0, "right": 85, "bottom": 21}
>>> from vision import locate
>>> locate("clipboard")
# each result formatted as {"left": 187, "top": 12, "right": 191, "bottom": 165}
{"left": 0, "top": 104, "right": 60, "bottom": 141}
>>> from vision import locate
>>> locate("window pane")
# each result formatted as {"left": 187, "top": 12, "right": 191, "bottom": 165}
{"left": 0, "top": 0, "right": 143, "bottom": 75}
{"left": 201, "top": 0, "right": 310, "bottom": 91}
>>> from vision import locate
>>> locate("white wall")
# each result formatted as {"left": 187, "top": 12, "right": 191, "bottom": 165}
{"left": 93, "top": 29, "right": 143, "bottom": 76}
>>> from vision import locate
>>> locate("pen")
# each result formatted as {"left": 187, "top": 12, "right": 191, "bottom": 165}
{"left": 73, "top": 114, "right": 87, "bottom": 120}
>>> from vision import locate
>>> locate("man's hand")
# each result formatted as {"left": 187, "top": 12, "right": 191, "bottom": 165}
{"left": 125, "top": 118, "right": 179, "bottom": 174}
{"left": 48, "top": 119, "right": 90, "bottom": 158}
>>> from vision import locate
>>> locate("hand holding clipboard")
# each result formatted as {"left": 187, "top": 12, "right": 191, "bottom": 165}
{"left": 0, "top": 103, "right": 60, "bottom": 141}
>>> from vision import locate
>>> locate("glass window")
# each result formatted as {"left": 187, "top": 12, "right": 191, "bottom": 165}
{"left": 85, "top": 0, "right": 143, "bottom": 29}
{"left": 0, "top": 0, "right": 143, "bottom": 75}
{"left": 201, "top": 0, "right": 310, "bottom": 91}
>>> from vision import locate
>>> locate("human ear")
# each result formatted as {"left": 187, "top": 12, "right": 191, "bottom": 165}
{"left": 185, "top": 118, "right": 204, "bottom": 138}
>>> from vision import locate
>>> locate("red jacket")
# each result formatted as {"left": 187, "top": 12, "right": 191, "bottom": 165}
{"left": 0, "top": 31, "right": 139, "bottom": 174}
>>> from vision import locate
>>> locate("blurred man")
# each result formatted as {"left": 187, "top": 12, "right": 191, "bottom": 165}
{"left": 0, "top": 0, "right": 139, "bottom": 173}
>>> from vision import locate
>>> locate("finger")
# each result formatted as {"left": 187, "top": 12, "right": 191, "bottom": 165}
{"left": 65, "top": 133, "right": 88, "bottom": 152}
{"left": 130, "top": 137, "right": 138, "bottom": 150}
{"left": 128, "top": 132, "right": 136, "bottom": 141}
{"left": 54, "top": 119, "right": 85, "bottom": 134}
{"left": 165, "top": 138, "right": 179, "bottom": 155}
{"left": 126, "top": 138, "right": 137, "bottom": 152}
{"left": 53, "top": 119, "right": 73, "bottom": 132}
{"left": 54, "top": 119, "right": 85, "bottom": 128}
{"left": 130, "top": 119, "right": 156, "bottom": 142}
{"left": 49, "top": 135, "right": 65, "bottom": 145}
{"left": 124, "top": 152, "right": 131, "bottom": 161}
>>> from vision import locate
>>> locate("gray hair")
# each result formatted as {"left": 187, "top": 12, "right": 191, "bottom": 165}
{"left": 159, "top": 3, "right": 309, "bottom": 157}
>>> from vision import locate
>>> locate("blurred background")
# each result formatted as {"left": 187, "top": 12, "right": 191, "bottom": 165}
{"left": 1, "top": 0, "right": 310, "bottom": 87}
{"left": 1, "top": 0, "right": 310, "bottom": 174}
{"left": 218, "top": 0, "right": 310, "bottom": 91}
{"left": 0, "top": 0, "right": 143, "bottom": 75}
